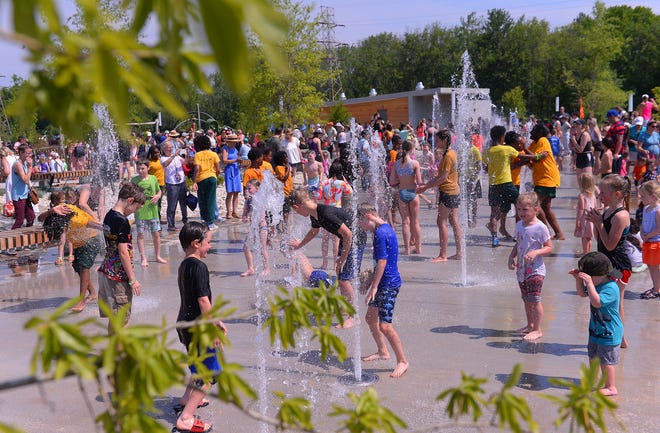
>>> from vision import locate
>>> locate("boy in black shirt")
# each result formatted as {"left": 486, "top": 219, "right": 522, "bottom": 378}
{"left": 175, "top": 221, "right": 227, "bottom": 433}
{"left": 289, "top": 187, "right": 363, "bottom": 328}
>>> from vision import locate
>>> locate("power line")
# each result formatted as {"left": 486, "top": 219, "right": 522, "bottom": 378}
{"left": 317, "top": 6, "right": 346, "bottom": 103}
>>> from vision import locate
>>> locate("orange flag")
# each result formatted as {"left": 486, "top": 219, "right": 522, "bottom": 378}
{"left": 579, "top": 97, "right": 584, "bottom": 119}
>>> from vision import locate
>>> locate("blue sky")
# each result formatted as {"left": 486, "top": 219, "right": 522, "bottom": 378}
{"left": 0, "top": 0, "right": 657, "bottom": 86}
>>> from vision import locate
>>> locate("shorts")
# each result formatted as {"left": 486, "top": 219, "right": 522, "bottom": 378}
{"left": 534, "top": 185, "right": 557, "bottom": 199}
{"left": 438, "top": 191, "right": 460, "bottom": 209}
{"left": 337, "top": 243, "right": 364, "bottom": 281}
{"left": 399, "top": 188, "right": 417, "bottom": 203}
{"left": 575, "top": 152, "right": 594, "bottom": 169}
{"left": 187, "top": 346, "right": 222, "bottom": 385}
{"left": 368, "top": 286, "right": 400, "bottom": 323}
{"left": 642, "top": 241, "right": 660, "bottom": 265}
{"left": 72, "top": 236, "right": 103, "bottom": 274}
{"left": 488, "top": 182, "right": 519, "bottom": 213}
{"left": 587, "top": 340, "right": 620, "bottom": 366}
{"left": 309, "top": 270, "right": 334, "bottom": 288}
{"left": 98, "top": 273, "right": 132, "bottom": 320}
{"left": 518, "top": 274, "right": 544, "bottom": 303}
{"left": 135, "top": 218, "right": 161, "bottom": 234}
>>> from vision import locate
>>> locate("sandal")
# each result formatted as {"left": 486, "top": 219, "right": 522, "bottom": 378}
{"left": 54, "top": 257, "right": 64, "bottom": 265}
{"left": 173, "top": 418, "right": 212, "bottom": 433}
{"left": 640, "top": 287, "right": 656, "bottom": 298}
{"left": 67, "top": 254, "right": 75, "bottom": 262}
{"left": 641, "top": 289, "right": 660, "bottom": 300}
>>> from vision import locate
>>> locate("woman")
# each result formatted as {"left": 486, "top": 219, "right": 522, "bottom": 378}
{"left": 221, "top": 133, "right": 242, "bottom": 219}
{"left": 161, "top": 140, "right": 188, "bottom": 231}
{"left": 570, "top": 119, "right": 594, "bottom": 177}
{"left": 11, "top": 144, "right": 35, "bottom": 229}
{"left": 529, "top": 122, "right": 565, "bottom": 240}
{"left": 389, "top": 140, "right": 422, "bottom": 255}
{"left": 147, "top": 145, "right": 165, "bottom": 221}
{"left": 281, "top": 128, "right": 303, "bottom": 181}
{"left": 636, "top": 120, "right": 660, "bottom": 159}
{"left": 417, "top": 129, "right": 462, "bottom": 262}
{"left": 192, "top": 134, "right": 221, "bottom": 229}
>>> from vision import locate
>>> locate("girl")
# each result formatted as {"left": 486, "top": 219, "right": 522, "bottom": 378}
{"left": 388, "top": 140, "right": 422, "bottom": 255}
{"left": 574, "top": 173, "right": 598, "bottom": 256}
{"left": 45, "top": 191, "right": 74, "bottom": 265}
{"left": 241, "top": 179, "right": 270, "bottom": 277}
{"left": 586, "top": 174, "right": 631, "bottom": 348}
{"left": 417, "top": 129, "right": 462, "bottom": 262}
{"left": 321, "top": 150, "right": 331, "bottom": 177}
{"left": 570, "top": 119, "right": 594, "bottom": 177}
{"left": 598, "top": 138, "right": 614, "bottom": 178}
{"left": 638, "top": 181, "right": 660, "bottom": 299}
{"left": 147, "top": 145, "right": 166, "bottom": 221}
{"left": 318, "top": 161, "right": 352, "bottom": 269}
{"left": 507, "top": 192, "right": 553, "bottom": 341}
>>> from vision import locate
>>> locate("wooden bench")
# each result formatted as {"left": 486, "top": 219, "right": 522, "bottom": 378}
{"left": 0, "top": 227, "right": 54, "bottom": 254}
{"left": 0, "top": 169, "right": 93, "bottom": 183}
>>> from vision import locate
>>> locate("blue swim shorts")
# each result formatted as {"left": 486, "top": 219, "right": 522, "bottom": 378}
{"left": 368, "top": 286, "right": 400, "bottom": 323}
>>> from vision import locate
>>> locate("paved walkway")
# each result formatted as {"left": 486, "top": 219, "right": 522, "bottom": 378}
{"left": 0, "top": 170, "right": 658, "bottom": 433}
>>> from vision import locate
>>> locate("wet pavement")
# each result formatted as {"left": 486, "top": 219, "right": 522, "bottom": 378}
{"left": 1, "top": 171, "right": 659, "bottom": 433}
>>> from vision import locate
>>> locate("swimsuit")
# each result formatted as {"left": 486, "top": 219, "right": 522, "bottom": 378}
{"left": 307, "top": 176, "right": 320, "bottom": 194}
{"left": 399, "top": 188, "right": 417, "bottom": 203}
{"left": 395, "top": 161, "right": 415, "bottom": 177}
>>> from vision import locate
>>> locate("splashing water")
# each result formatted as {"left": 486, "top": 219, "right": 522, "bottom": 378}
{"left": 92, "top": 105, "right": 120, "bottom": 193}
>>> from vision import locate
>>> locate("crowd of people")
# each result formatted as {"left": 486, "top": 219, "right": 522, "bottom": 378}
{"left": 1, "top": 95, "right": 659, "bottom": 430}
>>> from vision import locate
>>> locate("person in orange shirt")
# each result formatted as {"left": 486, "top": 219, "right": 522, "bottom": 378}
{"left": 242, "top": 148, "right": 264, "bottom": 189}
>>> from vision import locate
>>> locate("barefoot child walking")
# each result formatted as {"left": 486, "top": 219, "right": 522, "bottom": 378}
{"left": 132, "top": 158, "right": 167, "bottom": 266}
{"left": 574, "top": 173, "right": 598, "bottom": 256}
{"left": 569, "top": 252, "right": 623, "bottom": 396}
{"left": 638, "top": 181, "right": 660, "bottom": 299}
{"left": 240, "top": 179, "right": 270, "bottom": 277}
{"left": 507, "top": 192, "right": 553, "bottom": 341}
{"left": 357, "top": 203, "right": 409, "bottom": 378}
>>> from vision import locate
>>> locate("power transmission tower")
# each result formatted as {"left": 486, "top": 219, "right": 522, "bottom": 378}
{"left": 317, "top": 6, "right": 345, "bottom": 102}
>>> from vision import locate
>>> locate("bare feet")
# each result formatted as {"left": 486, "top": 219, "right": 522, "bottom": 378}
{"left": 448, "top": 254, "right": 462, "bottom": 260}
{"left": 390, "top": 361, "right": 409, "bottom": 378}
{"left": 362, "top": 353, "right": 390, "bottom": 362}
{"left": 411, "top": 249, "right": 421, "bottom": 254}
{"left": 156, "top": 257, "right": 168, "bottom": 264}
{"left": 553, "top": 233, "right": 566, "bottom": 240}
{"left": 599, "top": 387, "right": 618, "bottom": 396}
{"left": 261, "top": 269, "right": 271, "bottom": 276}
{"left": 621, "top": 336, "right": 628, "bottom": 349}
{"left": 513, "top": 326, "right": 531, "bottom": 334}
{"left": 141, "top": 261, "right": 149, "bottom": 267}
{"left": 71, "top": 300, "right": 88, "bottom": 313}
{"left": 431, "top": 256, "right": 448, "bottom": 262}
{"left": 335, "top": 317, "right": 359, "bottom": 329}
{"left": 523, "top": 330, "right": 543, "bottom": 341}
{"left": 240, "top": 269, "right": 255, "bottom": 277}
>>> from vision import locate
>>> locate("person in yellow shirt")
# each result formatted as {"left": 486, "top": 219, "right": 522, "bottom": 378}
{"left": 529, "top": 122, "right": 564, "bottom": 240}
{"left": 192, "top": 135, "right": 221, "bottom": 229}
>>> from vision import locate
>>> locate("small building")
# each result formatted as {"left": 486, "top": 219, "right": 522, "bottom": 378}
{"left": 319, "top": 86, "right": 491, "bottom": 129}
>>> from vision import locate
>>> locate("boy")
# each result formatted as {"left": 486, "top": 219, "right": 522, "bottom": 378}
{"left": 303, "top": 150, "right": 324, "bottom": 196}
{"left": 289, "top": 187, "right": 363, "bottom": 328}
{"left": 97, "top": 182, "right": 145, "bottom": 330}
{"left": 507, "top": 192, "right": 552, "bottom": 341}
{"left": 569, "top": 251, "right": 623, "bottom": 396}
{"left": 242, "top": 148, "right": 264, "bottom": 189}
{"left": 175, "top": 222, "right": 227, "bottom": 433}
{"left": 132, "top": 158, "right": 167, "bottom": 267}
{"left": 357, "top": 203, "right": 408, "bottom": 378}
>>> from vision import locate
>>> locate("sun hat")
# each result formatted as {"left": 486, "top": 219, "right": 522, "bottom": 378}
{"left": 169, "top": 130, "right": 180, "bottom": 137}
{"left": 224, "top": 133, "right": 240, "bottom": 142}
{"left": 578, "top": 252, "right": 622, "bottom": 279}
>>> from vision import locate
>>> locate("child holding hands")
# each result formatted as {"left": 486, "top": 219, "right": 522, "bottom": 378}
{"left": 357, "top": 203, "right": 409, "bottom": 378}
{"left": 569, "top": 252, "right": 623, "bottom": 396}
{"left": 507, "top": 192, "right": 553, "bottom": 341}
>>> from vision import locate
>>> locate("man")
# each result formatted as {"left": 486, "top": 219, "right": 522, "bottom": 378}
{"left": 605, "top": 109, "right": 627, "bottom": 156}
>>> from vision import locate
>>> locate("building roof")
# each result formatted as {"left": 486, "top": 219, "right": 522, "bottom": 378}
{"left": 326, "top": 87, "right": 490, "bottom": 107}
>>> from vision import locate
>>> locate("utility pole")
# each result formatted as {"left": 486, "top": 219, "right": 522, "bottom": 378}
{"left": 317, "top": 6, "right": 346, "bottom": 103}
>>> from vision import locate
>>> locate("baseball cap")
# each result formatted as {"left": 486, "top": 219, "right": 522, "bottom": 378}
{"left": 578, "top": 252, "right": 622, "bottom": 279}
{"left": 606, "top": 109, "right": 619, "bottom": 118}
{"left": 633, "top": 116, "right": 644, "bottom": 126}
{"left": 642, "top": 94, "right": 649, "bottom": 99}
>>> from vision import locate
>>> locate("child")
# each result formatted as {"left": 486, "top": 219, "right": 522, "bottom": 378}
{"left": 569, "top": 252, "right": 623, "bottom": 396}
{"left": 242, "top": 148, "right": 264, "bottom": 188}
{"left": 303, "top": 150, "right": 324, "bottom": 196}
{"left": 321, "top": 150, "right": 331, "bottom": 177}
{"left": 507, "top": 192, "right": 553, "bottom": 341}
{"left": 97, "top": 182, "right": 145, "bottom": 329}
{"left": 574, "top": 173, "right": 598, "bottom": 256}
{"left": 40, "top": 189, "right": 104, "bottom": 312}
{"left": 318, "top": 161, "right": 353, "bottom": 269}
{"left": 132, "top": 158, "right": 167, "bottom": 267}
{"left": 585, "top": 174, "right": 631, "bottom": 348}
{"left": 240, "top": 179, "right": 270, "bottom": 277}
{"left": 638, "top": 181, "right": 660, "bottom": 299}
{"left": 549, "top": 128, "right": 562, "bottom": 171}
{"left": 45, "top": 191, "right": 75, "bottom": 265}
{"left": 289, "top": 187, "right": 362, "bottom": 329}
{"left": 175, "top": 221, "right": 227, "bottom": 433}
{"left": 357, "top": 202, "right": 408, "bottom": 378}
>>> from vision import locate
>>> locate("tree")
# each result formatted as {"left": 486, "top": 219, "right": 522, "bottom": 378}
{"left": 501, "top": 87, "right": 527, "bottom": 117}
{"left": 237, "top": 0, "right": 328, "bottom": 132}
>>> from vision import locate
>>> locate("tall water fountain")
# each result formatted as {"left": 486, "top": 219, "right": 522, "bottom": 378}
{"left": 92, "top": 104, "right": 121, "bottom": 193}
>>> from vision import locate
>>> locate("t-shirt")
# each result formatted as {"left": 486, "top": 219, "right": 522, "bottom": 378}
{"left": 437, "top": 149, "right": 460, "bottom": 195}
{"left": 589, "top": 280, "right": 623, "bottom": 347}
{"left": 176, "top": 257, "right": 212, "bottom": 347}
{"left": 529, "top": 137, "right": 560, "bottom": 188}
{"left": 161, "top": 155, "right": 185, "bottom": 185}
{"left": 484, "top": 144, "right": 518, "bottom": 185}
{"left": 98, "top": 209, "right": 133, "bottom": 282}
{"left": 606, "top": 121, "right": 627, "bottom": 155}
{"left": 131, "top": 175, "right": 160, "bottom": 221}
{"left": 65, "top": 204, "right": 98, "bottom": 248}
{"left": 311, "top": 204, "right": 351, "bottom": 244}
{"left": 261, "top": 161, "right": 273, "bottom": 173}
{"left": 283, "top": 137, "right": 302, "bottom": 165}
{"left": 243, "top": 167, "right": 263, "bottom": 187}
{"left": 318, "top": 179, "right": 351, "bottom": 207}
{"left": 274, "top": 165, "right": 293, "bottom": 196}
{"left": 513, "top": 219, "right": 550, "bottom": 282}
{"left": 148, "top": 159, "right": 165, "bottom": 186}
{"left": 373, "top": 223, "right": 401, "bottom": 289}
{"left": 194, "top": 150, "right": 220, "bottom": 182}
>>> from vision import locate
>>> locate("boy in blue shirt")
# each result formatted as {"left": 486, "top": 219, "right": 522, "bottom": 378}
{"left": 569, "top": 251, "right": 623, "bottom": 396}
{"left": 357, "top": 203, "right": 408, "bottom": 378}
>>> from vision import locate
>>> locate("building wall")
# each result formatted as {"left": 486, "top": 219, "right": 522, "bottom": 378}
{"left": 319, "top": 97, "right": 409, "bottom": 126}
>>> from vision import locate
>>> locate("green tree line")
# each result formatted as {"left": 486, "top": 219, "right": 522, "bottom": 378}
{"left": 338, "top": 2, "right": 659, "bottom": 119}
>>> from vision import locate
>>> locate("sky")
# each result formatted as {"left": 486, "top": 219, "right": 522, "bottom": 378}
{"left": 0, "top": 0, "right": 658, "bottom": 87}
